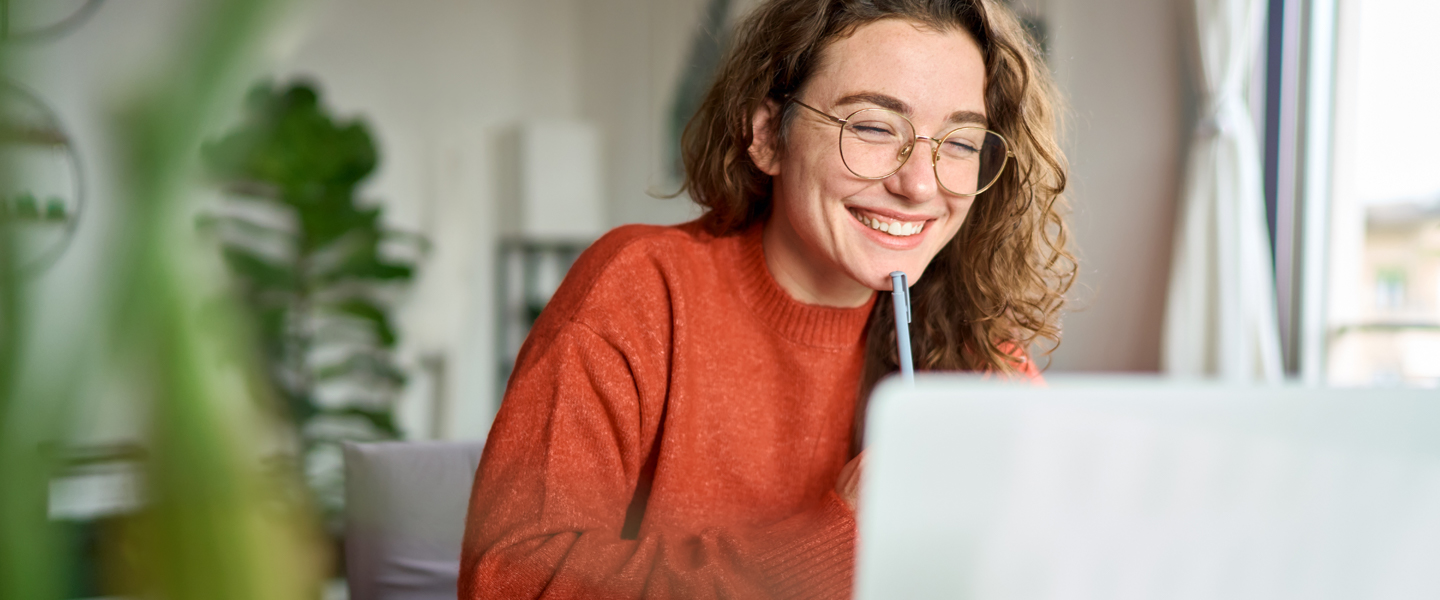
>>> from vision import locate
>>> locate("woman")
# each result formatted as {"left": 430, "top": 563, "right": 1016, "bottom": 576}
{"left": 460, "top": 0, "right": 1072, "bottom": 597}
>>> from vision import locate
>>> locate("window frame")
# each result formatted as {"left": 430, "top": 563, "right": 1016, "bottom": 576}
{"left": 1262, "top": 0, "right": 1340, "bottom": 385}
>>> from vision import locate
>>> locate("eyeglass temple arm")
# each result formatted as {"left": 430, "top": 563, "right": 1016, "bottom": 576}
{"left": 789, "top": 99, "right": 847, "bottom": 126}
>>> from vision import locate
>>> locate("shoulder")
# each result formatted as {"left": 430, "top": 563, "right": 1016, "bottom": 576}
{"left": 533, "top": 221, "right": 719, "bottom": 334}
{"left": 569, "top": 222, "right": 713, "bottom": 281}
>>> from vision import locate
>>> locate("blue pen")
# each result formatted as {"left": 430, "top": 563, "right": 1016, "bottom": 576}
{"left": 889, "top": 271, "right": 914, "bottom": 386}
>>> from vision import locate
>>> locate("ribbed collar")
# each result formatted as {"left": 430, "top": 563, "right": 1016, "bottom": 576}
{"left": 719, "top": 225, "right": 876, "bottom": 349}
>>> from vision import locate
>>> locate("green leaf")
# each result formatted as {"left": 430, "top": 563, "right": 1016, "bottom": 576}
{"left": 312, "top": 352, "right": 406, "bottom": 387}
{"left": 202, "top": 82, "right": 379, "bottom": 197}
{"left": 323, "top": 298, "right": 396, "bottom": 346}
{"left": 220, "top": 247, "right": 295, "bottom": 292}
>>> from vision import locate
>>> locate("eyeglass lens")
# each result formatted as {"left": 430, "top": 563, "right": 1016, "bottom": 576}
{"left": 837, "top": 108, "right": 1007, "bottom": 195}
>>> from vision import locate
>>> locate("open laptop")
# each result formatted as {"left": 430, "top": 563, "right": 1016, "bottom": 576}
{"left": 856, "top": 376, "right": 1440, "bottom": 599}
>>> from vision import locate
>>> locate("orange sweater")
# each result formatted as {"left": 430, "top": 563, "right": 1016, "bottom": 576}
{"left": 461, "top": 222, "right": 1042, "bottom": 598}
{"left": 461, "top": 222, "right": 875, "bottom": 599}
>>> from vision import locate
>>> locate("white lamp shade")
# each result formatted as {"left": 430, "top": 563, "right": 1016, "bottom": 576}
{"left": 509, "top": 119, "right": 604, "bottom": 239}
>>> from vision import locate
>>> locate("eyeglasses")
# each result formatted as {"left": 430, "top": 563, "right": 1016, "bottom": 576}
{"left": 790, "top": 98, "right": 1013, "bottom": 197}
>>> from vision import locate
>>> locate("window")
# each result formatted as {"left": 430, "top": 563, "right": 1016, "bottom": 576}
{"left": 1321, "top": 0, "right": 1440, "bottom": 386}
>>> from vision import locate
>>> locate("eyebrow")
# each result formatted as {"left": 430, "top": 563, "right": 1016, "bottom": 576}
{"left": 834, "top": 92, "right": 989, "bottom": 127}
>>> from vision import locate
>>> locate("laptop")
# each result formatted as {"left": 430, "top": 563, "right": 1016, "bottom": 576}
{"left": 856, "top": 376, "right": 1440, "bottom": 599}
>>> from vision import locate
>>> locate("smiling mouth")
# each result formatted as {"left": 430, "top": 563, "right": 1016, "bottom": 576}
{"left": 849, "top": 208, "right": 928, "bottom": 237}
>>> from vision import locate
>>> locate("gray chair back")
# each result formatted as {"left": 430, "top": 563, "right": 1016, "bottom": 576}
{"left": 343, "top": 441, "right": 485, "bottom": 600}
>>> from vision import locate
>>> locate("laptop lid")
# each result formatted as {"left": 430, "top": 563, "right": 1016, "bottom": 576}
{"left": 856, "top": 376, "right": 1440, "bottom": 599}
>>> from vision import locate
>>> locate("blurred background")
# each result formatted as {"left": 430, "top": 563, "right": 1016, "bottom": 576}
{"left": 1, "top": 0, "right": 1435, "bottom": 598}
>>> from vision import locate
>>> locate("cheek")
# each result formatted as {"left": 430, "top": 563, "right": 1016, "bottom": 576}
{"left": 793, "top": 129, "right": 863, "bottom": 191}
{"left": 914, "top": 199, "right": 975, "bottom": 271}
{"left": 951, "top": 197, "right": 976, "bottom": 224}
{"left": 779, "top": 150, "right": 860, "bottom": 219}
{"left": 934, "top": 198, "right": 976, "bottom": 245}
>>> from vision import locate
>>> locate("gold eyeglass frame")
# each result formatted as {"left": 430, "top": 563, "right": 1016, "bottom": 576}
{"left": 790, "top": 98, "right": 1014, "bottom": 197}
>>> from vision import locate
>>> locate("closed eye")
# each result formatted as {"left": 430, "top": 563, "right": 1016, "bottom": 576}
{"left": 850, "top": 123, "right": 899, "bottom": 136}
{"left": 942, "top": 139, "right": 980, "bottom": 157}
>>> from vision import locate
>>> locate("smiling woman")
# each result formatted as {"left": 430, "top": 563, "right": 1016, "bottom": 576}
{"left": 460, "top": 1, "right": 1073, "bottom": 598}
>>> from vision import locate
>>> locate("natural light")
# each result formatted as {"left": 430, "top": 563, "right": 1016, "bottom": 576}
{"left": 1327, "top": 0, "right": 1440, "bottom": 386}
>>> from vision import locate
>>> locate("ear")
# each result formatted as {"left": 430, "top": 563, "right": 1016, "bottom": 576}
{"left": 748, "top": 99, "right": 782, "bottom": 176}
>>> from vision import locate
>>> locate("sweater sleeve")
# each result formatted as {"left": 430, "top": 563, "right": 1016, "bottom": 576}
{"left": 459, "top": 303, "right": 855, "bottom": 599}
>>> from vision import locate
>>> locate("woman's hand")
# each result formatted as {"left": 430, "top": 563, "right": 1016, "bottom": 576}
{"left": 835, "top": 451, "right": 865, "bottom": 511}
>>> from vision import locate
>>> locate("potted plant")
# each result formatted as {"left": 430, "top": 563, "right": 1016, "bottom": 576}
{"left": 199, "top": 81, "right": 422, "bottom": 530}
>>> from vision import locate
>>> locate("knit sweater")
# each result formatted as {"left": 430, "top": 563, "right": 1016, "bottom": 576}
{"left": 461, "top": 221, "right": 880, "bottom": 599}
{"left": 459, "top": 222, "right": 1039, "bottom": 599}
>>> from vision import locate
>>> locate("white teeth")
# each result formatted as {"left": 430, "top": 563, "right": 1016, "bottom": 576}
{"left": 853, "top": 210, "right": 924, "bottom": 237}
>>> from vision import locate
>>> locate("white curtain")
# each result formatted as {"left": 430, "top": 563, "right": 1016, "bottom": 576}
{"left": 1162, "top": 0, "right": 1283, "bottom": 382}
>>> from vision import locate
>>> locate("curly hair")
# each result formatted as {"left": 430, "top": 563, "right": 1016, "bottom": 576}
{"left": 679, "top": 0, "right": 1076, "bottom": 446}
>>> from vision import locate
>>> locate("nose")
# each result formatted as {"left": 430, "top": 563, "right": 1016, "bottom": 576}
{"left": 884, "top": 138, "right": 940, "bottom": 204}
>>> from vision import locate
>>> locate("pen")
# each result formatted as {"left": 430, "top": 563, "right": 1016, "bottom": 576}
{"left": 890, "top": 271, "right": 914, "bottom": 386}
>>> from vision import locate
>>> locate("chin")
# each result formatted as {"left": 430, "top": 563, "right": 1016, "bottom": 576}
{"left": 853, "top": 260, "right": 930, "bottom": 292}
{"left": 859, "top": 273, "right": 893, "bottom": 292}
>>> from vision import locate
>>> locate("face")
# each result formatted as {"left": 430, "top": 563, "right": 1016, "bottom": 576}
{"left": 753, "top": 18, "right": 988, "bottom": 305}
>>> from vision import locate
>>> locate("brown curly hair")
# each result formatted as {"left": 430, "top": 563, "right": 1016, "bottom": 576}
{"left": 679, "top": 0, "right": 1075, "bottom": 446}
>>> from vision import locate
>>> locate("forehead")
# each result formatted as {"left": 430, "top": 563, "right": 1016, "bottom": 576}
{"left": 807, "top": 18, "right": 986, "bottom": 119}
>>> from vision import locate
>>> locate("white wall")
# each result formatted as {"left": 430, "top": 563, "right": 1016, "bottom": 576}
{"left": 1044, "top": 0, "right": 1189, "bottom": 372}
{"left": 576, "top": 0, "right": 708, "bottom": 227}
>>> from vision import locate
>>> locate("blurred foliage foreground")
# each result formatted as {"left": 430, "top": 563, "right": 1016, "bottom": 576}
{"left": 0, "top": 0, "right": 410, "bottom": 598}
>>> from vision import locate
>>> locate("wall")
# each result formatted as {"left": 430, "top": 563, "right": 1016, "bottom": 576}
{"left": 1043, "top": 0, "right": 1189, "bottom": 372}
{"left": 577, "top": 0, "right": 708, "bottom": 227}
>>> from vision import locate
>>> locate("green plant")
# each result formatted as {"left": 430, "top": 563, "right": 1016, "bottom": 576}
{"left": 200, "top": 81, "right": 420, "bottom": 525}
